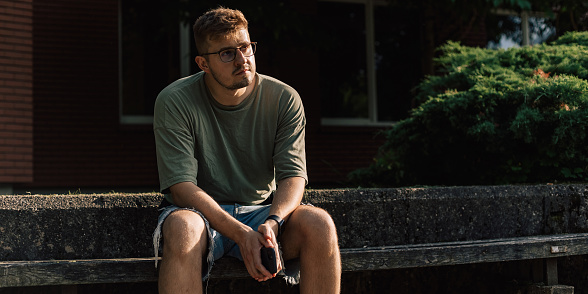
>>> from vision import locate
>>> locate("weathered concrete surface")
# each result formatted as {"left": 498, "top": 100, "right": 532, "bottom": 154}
{"left": 1, "top": 184, "right": 588, "bottom": 261}
{"left": 311, "top": 185, "right": 588, "bottom": 248}
{"left": 0, "top": 194, "right": 161, "bottom": 260}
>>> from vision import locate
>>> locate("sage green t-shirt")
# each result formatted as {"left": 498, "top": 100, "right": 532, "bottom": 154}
{"left": 153, "top": 72, "right": 307, "bottom": 205}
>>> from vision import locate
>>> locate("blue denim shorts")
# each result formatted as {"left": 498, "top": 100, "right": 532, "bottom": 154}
{"left": 153, "top": 201, "right": 300, "bottom": 284}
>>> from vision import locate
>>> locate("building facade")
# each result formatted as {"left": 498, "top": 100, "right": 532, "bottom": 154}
{"left": 1, "top": 0, "right": 492, "bottom": 193}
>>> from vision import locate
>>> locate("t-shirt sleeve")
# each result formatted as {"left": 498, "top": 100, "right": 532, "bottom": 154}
{"left": 273, "top": 90, "right": 308, "bottom": 184}
{"left": 153, "top": 90, "right": 198, "bottom": 194}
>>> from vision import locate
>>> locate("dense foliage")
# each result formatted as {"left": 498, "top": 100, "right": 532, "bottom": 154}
{"left": 350, "top": 31, "right": 588, "bottom": 187}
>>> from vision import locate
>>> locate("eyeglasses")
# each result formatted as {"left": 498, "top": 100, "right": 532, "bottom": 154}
{"left": 200, "top": 42, "right": 257, "bottom": 63}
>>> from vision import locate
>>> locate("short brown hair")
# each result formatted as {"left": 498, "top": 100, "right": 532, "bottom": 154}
{"left": 193, "top": 7, "right": 249, "bottom": 55}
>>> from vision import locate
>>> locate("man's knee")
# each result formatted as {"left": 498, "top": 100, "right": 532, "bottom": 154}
{"left": 162, "top": 210, "right": 208, "bottom": 256}
{"left": 291, "top": 206, "right": 338, "bottom": 242}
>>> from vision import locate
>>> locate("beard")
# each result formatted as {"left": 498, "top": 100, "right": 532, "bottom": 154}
{"left": 209, "top": 67, "right": 254, "bottom": 90}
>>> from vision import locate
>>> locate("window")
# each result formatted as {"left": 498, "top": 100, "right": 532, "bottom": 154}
{"left": 487, "top": 9, "right": 555, "bottom": 49}
{"left": 318, "top": 0, "right": 414, "bottom": 126}
{"left": 318, "top": 2, "right": 368, "bottom": 124}
{"left": 119, "top": 0, "right": 193, "bottom": 124}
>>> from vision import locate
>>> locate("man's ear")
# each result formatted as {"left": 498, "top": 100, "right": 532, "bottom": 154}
{"left": 195, "top": 56, "right": 210, "bottom": 72}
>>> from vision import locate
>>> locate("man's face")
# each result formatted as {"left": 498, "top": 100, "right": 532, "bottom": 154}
{"left": 203, "top": 29, "right": 256, "bottom": 90}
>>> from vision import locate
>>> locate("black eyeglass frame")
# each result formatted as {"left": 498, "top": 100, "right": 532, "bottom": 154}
{"left": 199, "top": 42, "right": 257, "bottom": 63}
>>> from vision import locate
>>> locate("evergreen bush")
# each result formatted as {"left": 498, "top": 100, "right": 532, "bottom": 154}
{"left": 350, "top": 31, "right": 588, "bottom": 187}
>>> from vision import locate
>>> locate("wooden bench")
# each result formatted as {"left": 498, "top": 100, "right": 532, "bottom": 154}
{"left": 2, "top": 233, "right": 587, "bottom": 291}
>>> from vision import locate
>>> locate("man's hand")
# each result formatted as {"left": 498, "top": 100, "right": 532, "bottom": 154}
{"left": 237, "top": 226, "right": 280, "bottom": 282}
{"left": 253, "top": 221, "right": 283, "bottom": 281}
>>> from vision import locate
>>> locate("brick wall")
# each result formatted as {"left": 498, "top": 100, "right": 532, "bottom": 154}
{"left": 306, "top": 126, "right": 386, "bottom": 187}
{"left": 26, "top": 0, "right": 158, "bottom": 190}
{"left": 0, "top": 0, "right": 34, "bottom": 184}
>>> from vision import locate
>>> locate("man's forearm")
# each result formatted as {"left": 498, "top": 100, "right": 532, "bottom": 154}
{"left": 169, "top": 182, "right": 252, "bottom": 243}
{"left": 169, "top": 178, "right": 305, "bottom": 243}
{"left": 268, "top": 177, "right": 306, "bottom": 222}
{"left": 169, "top": 181, "right": 278, "bottom": 281}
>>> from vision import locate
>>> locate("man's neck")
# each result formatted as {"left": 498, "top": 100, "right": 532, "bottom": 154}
{"left": 204, "top": 74, "right": 256, "bottom": 107}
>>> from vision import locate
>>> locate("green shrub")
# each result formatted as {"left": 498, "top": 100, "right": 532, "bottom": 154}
{"left": 350, "top": 31, "right": 588, "bottom": 187}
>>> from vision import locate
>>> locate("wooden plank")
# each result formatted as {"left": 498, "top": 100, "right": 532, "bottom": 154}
{"left": 1, "top": 233, "right": 588, "bottom": 287}
{"left": 0, "top": 257, "right": 249, "bottom": 287}
{"left": 546, "top": 258, "right": 558, "bottom": 286}
{"left": 0, "top": 258, "right": 160, "bottom": 287}
{"left": 340, "top": 233, "right": 588, "bottom": 271}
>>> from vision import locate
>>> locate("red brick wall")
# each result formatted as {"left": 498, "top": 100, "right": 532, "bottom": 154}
{"left": 25, "top": 0, "right": 158, "bottom": 189}
{"left": 0, "top": 0, "right": 34, "bottom": 183}
{"left": 306, "top": 126, "right": 386, "bottom": 187}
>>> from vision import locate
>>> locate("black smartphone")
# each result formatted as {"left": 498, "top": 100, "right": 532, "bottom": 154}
{"left": 260, "top": 246, "right": 278, "bottom": 274}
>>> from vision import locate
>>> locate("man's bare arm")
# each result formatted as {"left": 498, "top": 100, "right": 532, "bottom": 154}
{"left": 169, "top": 182, "right": 269, "bottom": 280}
{"left": 255, "top": 177, "right": 305, "bottom": 280}
{"left": 269, "top": 177, "right": 305, "bottom": 225}
{"left": 169, "top": 182, "right": 253, "bottom": 241}
{"left": 168, "top": 178, "right": 305, "bottom": 281}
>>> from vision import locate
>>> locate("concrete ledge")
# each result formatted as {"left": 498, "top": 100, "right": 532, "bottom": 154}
{"left": 314, "top": 184, "right": 588, "bottom": 248}
{"left": 1, "top": 184, "right": 587, "bottom": 261}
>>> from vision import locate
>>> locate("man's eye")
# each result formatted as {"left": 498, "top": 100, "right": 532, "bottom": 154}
{"left": 240, "top": 45, "right": 252, "bottom": 54}
{"left": 220, "top": 50, "right": 235, "bottom": 59}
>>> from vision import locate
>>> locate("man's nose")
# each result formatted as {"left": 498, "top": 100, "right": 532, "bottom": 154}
{"left": 233, "top": 49, "right": 247, "bottom": 65}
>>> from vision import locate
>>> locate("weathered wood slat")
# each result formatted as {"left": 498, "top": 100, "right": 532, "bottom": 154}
{"left": 0, "top": 258, "right": 160, "bottom": 287}
{"left": 0, "top": 257, "right": 249, "bottom": 287}
{"left": 0, "top": 258, "right": 157, "bottom": 287}
{"left": 340, "top": 233, "right": 588, "bottom": 271}
{"left": 2, "top": 233, "right": 588, "bottom": 288}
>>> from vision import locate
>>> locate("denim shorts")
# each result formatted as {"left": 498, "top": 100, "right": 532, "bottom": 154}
{"left": 153, "top": 200, "right": 301, "bottom": 284}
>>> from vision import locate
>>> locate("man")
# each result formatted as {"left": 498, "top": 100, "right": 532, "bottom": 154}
{"left": 152, "top": 7, "right": 341, "bottom": 294}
